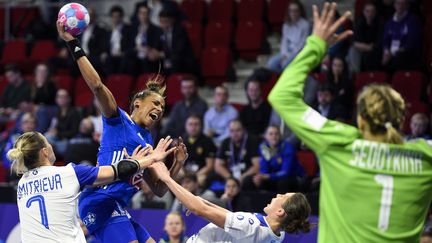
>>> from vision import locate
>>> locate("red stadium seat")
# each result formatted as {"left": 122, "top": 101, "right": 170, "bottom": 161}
{"left": 391, "top": 71, "right": 425, "bottom": 102}
{"left": 0, "top": 8, "right": 4, "bottom": 39}
{"left": 183, "top": 22, "right": 203, "bottom": 60}
{"left": 204, "top": 21, "right": 232, "bottom": 48}
{"left": 30, "top": 40, "right": 58, "bottom": 62}
{"left": 74, "top": 77, "right": 93, "bottom": 107}
{"left": 201, "top": 46, "right": 231, "bottom": 86}
{"left": 180, "top": 0, "right": 206, "bottom": 22}
{"left": 53, "top": 74, "right": 73, "bottom": 91}
{"left": 1, "top": 39, "right": 27, "bottom": 64}
{"left": 106, "top": 75, "right": 134, "bottom": 110}
{"left": 237, "top": 0, "right": 265, "bottom": 21}
{"left": 11, "top": 7, "right": 40, "bottom": 37}
{"left": 296, "top": 151, "right": 318, "bottom": 177}
{"left": 355, "top": 71, "right": 389, "bottom": 94}
{"left": 262, "top": 73, "right": 279, "bottom": 100}
{"left": 0, "top": 163, "right": 6, "bottom": 182}
{"left": 166, "top": 73, "right": 193, "bottom": 108}
{"left": 235, "top": 21, "right": 265, "bottom": 60}
{"left": 268, "top": 0, "right": 290, "bottom": 32}
{"left": 208, "top": 0, "right": 235, "bottom": 21}
{"left": 311, "top": 72, "right": 327, "bottom": 84}
{"left": 355, "top": 0, "right": 368, "bottom": 18}
{"left": 0, "top": 76, "right": 7, "bottom": 95}
{"left": 230, "top": 102, "right": 245, "bottom": 111}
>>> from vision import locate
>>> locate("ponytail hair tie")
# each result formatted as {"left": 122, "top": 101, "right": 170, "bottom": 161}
{"left": 384, "top": 122, "right": 392, "bottom": 129}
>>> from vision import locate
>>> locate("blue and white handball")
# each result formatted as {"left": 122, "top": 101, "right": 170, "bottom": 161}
{"left": 58, "top": 3, "right": 90, "bottom": 36}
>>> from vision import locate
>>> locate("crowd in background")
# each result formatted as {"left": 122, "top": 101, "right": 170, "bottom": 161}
{"left": 1, "top": 0, "right": 432, "bottom": 241}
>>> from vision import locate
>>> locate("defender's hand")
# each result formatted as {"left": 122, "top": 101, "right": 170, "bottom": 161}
{"left": 56, "top": 20, "right": 75, "bottom": 42}
{"left": 312, "top": 2, "right": 352, "bottom": 46}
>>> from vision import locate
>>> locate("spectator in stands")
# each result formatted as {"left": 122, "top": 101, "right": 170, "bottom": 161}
{"left": 2, "top": 113, "right": 37, "bottom": 170}
{"left": 204, "top": 85, "right": 238, "bottom": 147}
{"left": 183, "top": 115, "right": 217, "bottom": 185}
{"left": 171, "top": 173, "right": 221, "bottom": 212}
{"left": 249, "top": 125, "right": 304, "bottom": 193}
{"left": 80, "top": 7, "right": 108, "bottom": 75}
{"left": 421, "top": 229, "right": 432, "bottom": 243}
{"left": 130, "top": 3, "right": 163, "bottom": 74}
{"left": 159, "top": 212, "right": 188, "bottom": 243}
{"left": 162, "top": 77, "right": 207, "bottom": 137}
{"left": 220, "top": 177, "right": 252, "bottom": 212}
{"left": 326, "top": 56, "right": 354, "bottom": 113}
{"left": 240, "top": 79, "right": 272, "bottom": 136}
{"left": 0, "top": 64, "right": 31, "bottom": 121}
{"left": 64, "top": 118, "right": 99, "bottom": 166}
{"left": 382, "top": 0, "right": 421, "bottom": 71}
{"left": 131, "top": 180, "right": 173, "bottom": 209}
{"left": 132, "top": 0, "right": 183, "bottom": 27}
{"left": 350, "top": 1, "right": 383, "bottom": 72}
{"left": 31, "top": 63, "right": 58, "bottom": 133}
{"left": 215, "top": 119, "right": 260, "bottom": 183}
{"left": 405, "top": 113, "right": 431, "bottom": 140}
{"left": 153, "top": 8, "right": 197, "bottom": 75}
{"left": 267, "top": 0, "right": 310, "bottom": 73}
{"left": 103, "top": 5, "right": 133, "bottom": 74}
{"left": 313, "top": 84, "right": 349, "bottom": 121}
{"left": 45, "top": 89, "right": 81, "bottom": 156}
{"left": 32, "top": 63, "right": 57, "bottom": 106}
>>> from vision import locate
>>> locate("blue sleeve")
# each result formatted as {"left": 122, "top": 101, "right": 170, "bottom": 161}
{"left": 382, "top": 21, "right": 391, "bottom": 49}
{"left": 71, "top": 163, "right": 100, "bottom": 189}
{"left": 102, "top": 107, "right": 123, "bottom": 125}
{"left": 258, "top": 144, "right": 270, "bottom": 174}
{"left": 269, "top": 143, "right": 295, "bottom": 180}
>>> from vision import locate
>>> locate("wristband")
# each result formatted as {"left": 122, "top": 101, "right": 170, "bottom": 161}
{"left": 66, "top": 39, "right": 86, "bottom": 61}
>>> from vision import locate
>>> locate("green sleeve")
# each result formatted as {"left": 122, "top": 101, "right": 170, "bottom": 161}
{"left": 268, "top": 35, "right": 360, "bottom": 155}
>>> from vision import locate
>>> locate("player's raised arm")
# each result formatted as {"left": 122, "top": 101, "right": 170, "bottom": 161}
{"left": 152, "top": 162, "right": 229, "bottom": 228}
{"left": 56, "top": 21, "right": 118, "bottom": 118}
{"left": 268, "top": 3, "right": 355, "bottom": 154}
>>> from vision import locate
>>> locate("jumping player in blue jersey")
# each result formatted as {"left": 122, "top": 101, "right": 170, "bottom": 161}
{"left": 56, "top": 21, "right": 188, "bottom": 243}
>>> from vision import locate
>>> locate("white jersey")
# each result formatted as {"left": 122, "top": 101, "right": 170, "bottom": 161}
{"left": 17, "top": 163, "right": 99, "bottom": 243}
{"left": 187, "top": 212, "right": 285, "bottom": 243}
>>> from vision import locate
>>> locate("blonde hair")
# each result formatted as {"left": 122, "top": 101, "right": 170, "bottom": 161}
{"left": 7, "top": 132, "right": 46, "bottom": 174}
{"left": 130, "top": 75, "right": 166, "bottom": 113}
{"left": 357, "top": 84, "right": 405, "bottom": 144}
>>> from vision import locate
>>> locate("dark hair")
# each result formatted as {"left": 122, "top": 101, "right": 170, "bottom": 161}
{"left": 182, "top": 173, "right": 198, "bottom": 183}
{"left": 317, "top": 83, "right": 334, "bottom": 94}
{"left": 229, "top": 119, "right": 244, "bottom": 128}
{"left": 226, "top": 177, "right": 241, "bottom": 187}
{"left": 159, "top": 8, "right": 175, "bottom": 19}
{"left": 110, "top": 5, "right": 124, "bottom": 17}
{"left": 129, "top": 75, "right": 166, "bottom": 113}
{"left": 280, "top": 193, "right": 311, "bottom": 234}
{"left": 326, "top": 55, "right": 349, "bottom": 85}
{"left": 7, "top": 132, "right": 47, "bottom": 174}
{"left": 4, "top": 63, "right": 21, "bottom": 74}
{"left": 181, "top": 75, "right": 197, "bottom": 86}
{"left": 285, "top": 0, "right": 306, "bottom": 23}
{"left": 187, "top": 114, "right": 202, "bottom": 123}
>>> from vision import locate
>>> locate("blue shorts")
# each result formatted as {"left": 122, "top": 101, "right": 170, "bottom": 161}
{"left": 94, "top": 219, "right": 151, "bottom": 243}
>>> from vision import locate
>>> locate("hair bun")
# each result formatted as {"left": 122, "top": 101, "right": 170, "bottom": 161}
{"left": 7, "top": 148, "right": 24, "bottom": 162}
{"left": 299, "top": 219, "right": 311, "bottom": 233}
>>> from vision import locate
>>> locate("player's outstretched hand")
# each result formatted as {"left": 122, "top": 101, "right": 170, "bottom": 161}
{"left": 174, "top": 137, "right": 188, "bottom": 164}
{"left": 56, "top": 20, "right": 74, "bottom": 42}
{"left": 312, "top": 2, "right": 352, "bottom": 46}
{"left": 150, "top": 162, "right": 171, "bottom": 182}
{"left": 123, "top": 145, "right": 154, "bottom": 168}
{"left": 152, "top": 136, "right": 177, "bottom": 162}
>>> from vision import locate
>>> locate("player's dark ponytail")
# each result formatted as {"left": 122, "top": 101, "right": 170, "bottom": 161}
{"left": 280, "top": 193, "right": 312, "bottom": 234}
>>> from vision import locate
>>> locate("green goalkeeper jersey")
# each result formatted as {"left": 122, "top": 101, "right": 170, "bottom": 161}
{"left": 268, "top": 35, "right": 432, "bottom": 243}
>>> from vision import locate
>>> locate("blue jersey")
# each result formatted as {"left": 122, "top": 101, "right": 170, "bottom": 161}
{"left": 79, "top": 108, "right": 153, "bottom": 233}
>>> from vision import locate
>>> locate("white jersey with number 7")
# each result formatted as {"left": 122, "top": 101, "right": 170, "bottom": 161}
{"left": 16, "top": 163, "right": 99, "bottom": 243}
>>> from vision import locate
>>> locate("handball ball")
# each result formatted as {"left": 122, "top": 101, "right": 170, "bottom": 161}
{"left": 58, "top": 3, "right": 90, "bottom": 36}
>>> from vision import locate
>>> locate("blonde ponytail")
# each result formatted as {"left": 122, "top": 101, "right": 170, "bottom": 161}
{"left": 357, "top": 84, "right": 405, "bottom": 144}
{"left": 6, "top": 132, "right": 46, "bottom": 174}
{"left": 7, "top": 148, "right": 27, "bottom": 174}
